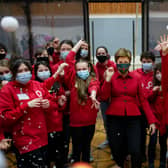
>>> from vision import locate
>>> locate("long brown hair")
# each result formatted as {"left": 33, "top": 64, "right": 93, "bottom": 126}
{"left": 75, "top": 59, "right": 96, "bottom": 105}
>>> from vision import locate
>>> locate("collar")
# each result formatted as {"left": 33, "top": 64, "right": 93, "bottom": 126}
{"left": 12, "top": 80, "right": 32, "bottom": 88}
{"left": 116, "top": 71, "right": 133, "bottom": 79}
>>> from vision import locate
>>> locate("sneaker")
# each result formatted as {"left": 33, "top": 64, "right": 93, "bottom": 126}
{"left": 97, "top": 140, "right": 108, "bottom": 149}
{"left": 90, "top": 153, "right": 94, "bottom": 162}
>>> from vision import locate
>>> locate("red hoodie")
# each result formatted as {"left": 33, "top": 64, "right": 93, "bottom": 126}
{"left": 0, "top": 80, "right": 52, "bottom": 154}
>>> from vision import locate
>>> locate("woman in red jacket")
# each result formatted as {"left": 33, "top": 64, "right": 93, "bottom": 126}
{"left": 60, "top": 58, "right": 99, "bottom": 163}
{"left": 34, "top": 60, "right": 66, "bottom": 168}
{"left": 0, "top": 58, "right": 52, "bottom": 168}
{"left": 101, "top": 48, "right": 156, "bottom": 168}
{"left": 147, "top": 63, "right": 167, "bottom": 168}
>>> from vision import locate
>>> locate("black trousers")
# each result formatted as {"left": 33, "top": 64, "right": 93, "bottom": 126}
{"left": 15, "top": 145, "right": 49, "bottom": 168}
{"left": 48, "top": 131, "right": 64, "bottom": 168}
{"left": 106, "top": 116, "right": 141, "bottom": 168}
{"left": 148, "top": 129, "right": 167, "bottom": 165}
{"left": 63, "top": 114, "right": 71, "bottom": 164}
{"left": 71, "top": 125, "right": 95, "bottom": 163}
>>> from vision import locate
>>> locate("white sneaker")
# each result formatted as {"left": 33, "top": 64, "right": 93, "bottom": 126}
{"left": 97, "top": 140, "right": 109, "bottom": 149}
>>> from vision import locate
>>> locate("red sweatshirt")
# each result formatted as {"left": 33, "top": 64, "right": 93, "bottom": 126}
{"left": 61, "top": 57, "right": 100, "bottom": 127}
{"left": 148, "top": 89, "right": 166, "bottom": 135}
{"left": 0, "top": 80, "right": 52, "bottom": 154}
{"left": 52, "top": 52, "right": 60, "bottom": 65}
{"left": 101, "top": 71, "right": 156, "bottom": 124}
{"left": 42, "top": 76, "right": 65, "bottom": 132}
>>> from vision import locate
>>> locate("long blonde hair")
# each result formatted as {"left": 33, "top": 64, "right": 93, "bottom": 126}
{"left": 75, "top": 59, "right": 96, "bottom": 105}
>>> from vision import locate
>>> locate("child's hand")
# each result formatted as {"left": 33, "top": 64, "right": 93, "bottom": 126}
{"left": 0, "top": 139, "right": 12, "bottom": 150}
{"left": 105, "top": 67, "right": 114, "bottom": 82}
{"left": 41, "top": 99, "right": 50, "bottom": 109}
{"left": 157, "top": 34, "right": 168, "bottom": 56}
{"left": 90, "top": 90, "right": 100, "bottom": 110}
{"left": 153, "top": 86, "right": 160, "bottom": 92}
{"left": 58, "top": 95, "right": 67, "bottom": 106}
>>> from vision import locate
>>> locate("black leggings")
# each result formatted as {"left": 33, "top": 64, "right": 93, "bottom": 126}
{"left": 48, "top": 131, "right": 64, "bottom": 168}
{"left": 107, "top": 116, "right": 141, "bottom": 168}
{"left": 15, "top": 145, "right": 49, "bottom": 168}
{"left": 71, "top": 125, "right": 95, "bottom": 163}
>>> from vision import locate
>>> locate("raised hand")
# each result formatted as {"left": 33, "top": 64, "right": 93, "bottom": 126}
{"left": 104, "top": 67, "right": 114, "bottom": 82}
{"left": 53, "top": 63, "right": 68, "bottom": 78}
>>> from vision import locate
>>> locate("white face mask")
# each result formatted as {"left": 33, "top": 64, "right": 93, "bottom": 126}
{"left": 156, "top": 73, "right": 162, "bottom": 81}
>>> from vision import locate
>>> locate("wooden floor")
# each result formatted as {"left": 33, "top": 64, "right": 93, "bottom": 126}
{"left": 5, "top": 111, "right": 166, "bottom": 168}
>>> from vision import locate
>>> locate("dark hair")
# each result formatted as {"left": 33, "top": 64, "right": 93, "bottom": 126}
{"left": 153, "top": 62, "right": 161, "bottom": 86}
{"left": 34, "top": 61, "right": 52, "bottom": 82}
{"left": 140, "top": 51, "right": 155, "bottom": 62}
{"left": 10, "top": 57, "right": 32, "bottom": 80}
{"left": 76, "top": 41, "right": 91, "bottom": 61}
{"left": 34, "top": 48, "right": 47, "bottom": 58}
{"left": 59, "top": 40, "right": 74, "bottom": 49}
{"left": 0, "top": 43, "right": 7, "bottom": 53}
{"left": 75, "top": 59, "right": 96, "bottom": 105}
{"left": 96, "top": 46, "right": 110, "bottom": 59}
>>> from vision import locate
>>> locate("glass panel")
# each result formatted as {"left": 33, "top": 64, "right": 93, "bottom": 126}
{"left": 149, "top": 0, "right": 168, "bottom": 59}
{"left": 0, "top": 0, "right": 84, "bottom": 60}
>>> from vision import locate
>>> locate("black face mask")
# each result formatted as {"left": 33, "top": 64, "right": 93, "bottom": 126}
{"left": 47, "top": 47, "right": 54, "bottom": 56}
{"left": 96, "top": 55, "right": 107, "bottom": 63}
{"left": 0, "top": 53, "right": 6, "bottom": 60}
{"left": 36, "top": 57, "right": 49, "bottom": 64}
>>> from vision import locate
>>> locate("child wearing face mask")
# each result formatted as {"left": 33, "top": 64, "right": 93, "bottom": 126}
{"left": 147, "top": 63, "right": 167, "bottom": 168}
{"left": 0, "top": 43, "right": 8, "bottom": 60}
{"left": 52, "top": 39, "right": 74, "bottom": 164}
{"left": 0, "top": 59, "right": 12, "bottom": 89}
{"left": 133, "top": 51, "right": 155, "bottom": 163}
{"left": 95, "top": 46, "right": 116, "bottom": 149}
{"left": 34, "top": 61, "right": 67, "bottom": 168}
{"left": 0, "top": 58, "right": 55, "bottom": 168}
{"left": 57, "top": 58, "right": 100, "bottom": 163}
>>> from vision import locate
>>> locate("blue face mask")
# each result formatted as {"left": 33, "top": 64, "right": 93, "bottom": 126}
{"left": 80, "top": 49, "right": 88, "bottom": 58}
{"left": 3, "top": 73, "right": 12, "bottom": 81}
{"left": 0, "top": 73, "right": 12, "bottom": 81}
{"left": 142, "top": 63, "right": 153, "bottom": 72}
{"left": 16, "top": 71, "right": 32, "bottom": 85}
{"left": 77, "top": 70, "right": 90, "bottom": 80}
{"left": 37, "top": 71, "right": 51, "bottom": 81}
{"left": 60, "top": 51, "right": 69, "bottom": 60}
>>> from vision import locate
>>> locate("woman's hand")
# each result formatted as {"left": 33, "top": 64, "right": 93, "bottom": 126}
{"left": 58, "top": 95, "right": 67, "bottom": 106}
{"left": 53, "top": 63, "right": 68, "bottom": 78}
{"left": 90, "top": 90, "right": 100, "bottom": 110}
{"left": 149, "top": 123, "right": 156, "bottom": 135}
{"left": 28, "top": 98, "right": 42, "bottom": 108}
{"left": 72, "top": 39, "right": 87, "bottom": 53}
{"left": 0, "top": 139, "right": 12, "bottom": 150}
{"left": 105, "top": 67, "right": 114, "bottom": 82}
{"left": 156, "top": 34, "right": 168, "bottom": 56}
{"left": 41, "top": 99, "right": 50, "bottom": 109}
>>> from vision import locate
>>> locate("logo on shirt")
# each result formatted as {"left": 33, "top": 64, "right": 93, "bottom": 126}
{"left": 35, "top": 90, "right": 42, "bottom": 97}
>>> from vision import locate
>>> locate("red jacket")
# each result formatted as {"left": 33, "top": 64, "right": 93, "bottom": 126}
{"left": 60, "top": 61, "right": 100, "bottom": 127}
{"left": 101, "top": 71, "right": 156, "bottom": 124}
{"left": 161, "top": 52, "right": 168, "bottom": 126}
{"left": 96, "top": 60, "right": 116, "bottom": 86}
{"left": 0, "top": 80, "right": 52, "bottom": 154}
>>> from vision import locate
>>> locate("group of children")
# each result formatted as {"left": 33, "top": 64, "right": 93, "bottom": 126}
{"left": 0, "top": 35, "right": 167, "bottom": 168}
